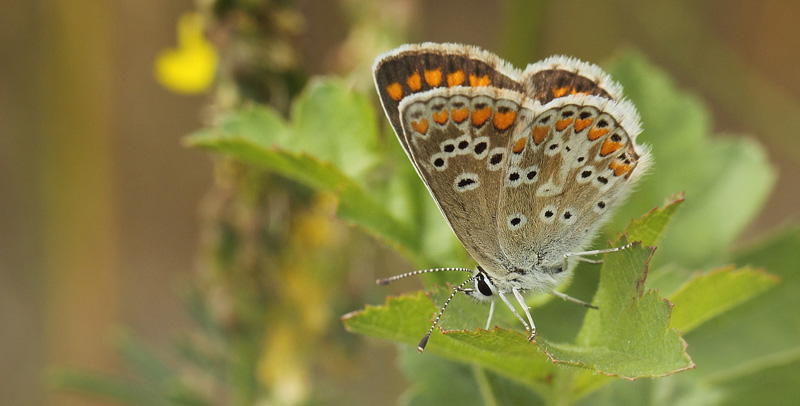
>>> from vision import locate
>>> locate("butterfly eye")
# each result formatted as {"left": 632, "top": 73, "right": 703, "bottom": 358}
{"left": 476, "top": 273, "right": 493, "bottom": 296}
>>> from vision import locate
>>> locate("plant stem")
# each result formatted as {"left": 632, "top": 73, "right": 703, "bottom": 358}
{"left": 472, "top": 365, "right": 499, "bottom": 406}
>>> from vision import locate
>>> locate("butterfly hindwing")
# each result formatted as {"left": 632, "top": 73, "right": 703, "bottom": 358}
{"left": 496, "top": 95, "right": 647, "bottom": 271}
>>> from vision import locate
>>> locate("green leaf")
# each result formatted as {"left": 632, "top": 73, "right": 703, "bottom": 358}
{"left": 685, "top": 228, "right": 800, "bottom": 381}
{"left": 290, "top": 79, "right": 381, "bottom": 179}
{"left": 342, "top": 290, "right": 555, "bottom": 393}
{"left": 585, "top": 228, "right": 800, "bottom": 406}
{"left": 622, "top": 192, "right": 684, "bottom": 247}
{"left": 667, "top": 265, "right": 779, "bottom": 333}
{"left": 219, "top": 102, "right": 291, "bottom": 146}
{"left": 607, "top": 52, "right": 776, "bottom": 269}
{"left": 186, "top": 109, "right": 425, "bottom": 265}
{"left": 557, "top": 243, "right": 693, "bottom": 379}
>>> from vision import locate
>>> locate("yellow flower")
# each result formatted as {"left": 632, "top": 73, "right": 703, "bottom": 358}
{"left": 154, "top": 12, "right": 217, "bottom": 94}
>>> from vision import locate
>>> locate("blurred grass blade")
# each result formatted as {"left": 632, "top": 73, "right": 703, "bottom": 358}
{"left": 48, "top": 368, "right": 168, "bottom": 406}
{"left": 113, "top": 328, "right": 173, "bottom": 385}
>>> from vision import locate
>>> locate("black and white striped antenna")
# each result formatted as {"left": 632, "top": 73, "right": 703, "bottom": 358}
{"left": 376, "top": 267, "right": 474, "bottom": 352}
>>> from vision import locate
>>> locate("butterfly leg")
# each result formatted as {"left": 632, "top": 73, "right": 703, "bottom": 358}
{"left": 512, "top": 287, "right": 537, "bottom": 341}
{"left": 564, "top": 242, "right": 637, "bottom": 261}
{"left": 572, "top": 257, "right": 603, "bottom": 264}
{"left": 497, "top": 290, "right": 531, "bottom": 335}
{"left": 562, "top": 242, "right": 638, "bottom": 270}
{"left": 485, "top": 300, "right": 496, "bottom": 330}
{"left": 550, "top": 289, "right": 598, "bottom": 309}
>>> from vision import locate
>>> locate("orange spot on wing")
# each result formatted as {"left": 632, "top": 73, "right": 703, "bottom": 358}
{"left": 406, "top": 71, "right": 422, "bottom": 91}
{"left": 469, "top": 74, "right": 491, "bottom": 87}
{"left": 451, "top": 107, "right": 469, "bottom": 123}
{"left": 532, "top": 126, "right": 549, "bottom": 145}
{"left": 471, "top": 107, "right": 491, "bottom": 126}
{"left": 600, "top": 139, "right": 623, "bottom": 156}
{"left": 574, "top": 118, "right": 593, "bottom": 132}
{"left": 424, "top": 68, "right": 442, "bottom": 87}
{"left": 552, "top": 86, "right": 570, "bottom": 98}
{"left": 432, "top": 109, "right": 449, "bottom": 124}
{"left": 386, "top": 82, "right": 403, "bottom": 101}
{"left": 512, "top": 137, "right": 527, "bottom": 154}
{"left": 493, "top": 109, "right": 517, "bottom": 130}
{"left": 555, "top": 118, "right": 574, "bottom": 131}
{"left": 624, "top": 163, "right": 637, "bottom": 178}
{"left": 447, "top": 70, "right": 465, "bottom": 87}
{"left": 411, "top": 118, "right": 429, "bottom": 135}
{"left": 609, "top": 160, "right": 633, "bottom": 177}
{"left": 587, "top": 127, "right": 609, "bottom": 140}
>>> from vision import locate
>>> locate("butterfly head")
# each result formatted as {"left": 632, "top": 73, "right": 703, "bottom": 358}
{"left": 465, "top": 259, "right": 575, "bottom": 299}
{"left": 463, "top": 266, "right": 496, "bottom": 301}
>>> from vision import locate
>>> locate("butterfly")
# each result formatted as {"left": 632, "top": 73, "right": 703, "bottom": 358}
{"left": 372, "top": 43, "right": 650, "bottom": 352}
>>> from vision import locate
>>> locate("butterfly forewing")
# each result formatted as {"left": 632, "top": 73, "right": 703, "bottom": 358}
{"left": 521, "top": 55, "right": 624, "bottom": 104}
{"left": 374, "top": 43, "right": 523, "bottom": 157}
{"left": 398, "top": 87, "right": 531, "bottom": 272}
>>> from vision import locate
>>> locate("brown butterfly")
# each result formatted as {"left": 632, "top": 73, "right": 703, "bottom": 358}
{"left": 373, "top": 43, "right": 650, "bottom": 351}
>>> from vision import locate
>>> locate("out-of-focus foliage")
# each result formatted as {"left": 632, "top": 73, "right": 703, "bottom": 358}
{"left": 45, "top": 1, "right": 800, "bottom": 405}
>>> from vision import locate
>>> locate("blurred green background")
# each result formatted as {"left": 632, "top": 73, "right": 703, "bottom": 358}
{"left": 2, "top": 0, "right": 800, "bottom": 405}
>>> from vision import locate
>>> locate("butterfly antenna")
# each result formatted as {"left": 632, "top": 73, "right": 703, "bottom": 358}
{"left": 376, "top": 267, "right": 473, "bottom": 286}
{"left": 417, "top": 276, "right": 476, "bottom": 353}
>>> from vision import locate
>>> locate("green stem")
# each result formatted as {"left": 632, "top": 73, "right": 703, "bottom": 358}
{"left": 548, "top": 367, "right": 578, "bottom": 406}
{"left": 230, "top": 335, "right": 260, "bottom": 406}
{"left": 472, "top": 365, "right": 499, "bottom": 406}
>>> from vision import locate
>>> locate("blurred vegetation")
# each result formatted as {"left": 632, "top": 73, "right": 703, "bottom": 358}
{"left": 2, "top": 0, "right": 793, "bottom": 405}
